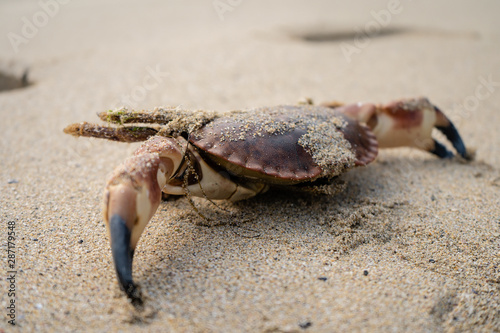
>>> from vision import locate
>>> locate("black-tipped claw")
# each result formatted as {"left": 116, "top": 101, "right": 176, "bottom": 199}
{"left": 434, "top": 107, "right": 470, "bottom": 160}
{"left": 436, "top": 123, "right": 467, "bottom": 159}
{"left": 109, "top": 214, "right": 143, "bottom": 307}
{"left": 430, "top": 140, "right": 454, "bottom": 159}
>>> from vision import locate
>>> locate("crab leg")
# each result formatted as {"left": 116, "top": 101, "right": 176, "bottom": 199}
{"left": 63, "top": 122, "right": 158, "bottom": 142}
{"left": 325, "top": 97, "right": 471, "bottom": 160}
{"left": 97, "top": 107, "right": 185, "bottom": 125}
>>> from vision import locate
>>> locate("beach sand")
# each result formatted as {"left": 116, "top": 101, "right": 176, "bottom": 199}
{"left": 1, "top": 1, "right": 499, "bottom": 331}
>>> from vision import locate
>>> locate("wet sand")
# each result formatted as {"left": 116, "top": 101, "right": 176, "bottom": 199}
{"left": 1, "top": 1, "right": 499, "bottom": 332}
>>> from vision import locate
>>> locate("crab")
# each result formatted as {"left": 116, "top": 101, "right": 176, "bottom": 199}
{"left": 64, "top": 97, "right": 470, "bottom": 306}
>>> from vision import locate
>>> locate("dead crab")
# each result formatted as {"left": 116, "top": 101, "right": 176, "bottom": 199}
{"left": 64, "top": 97, "right": 470, "bottom": 305}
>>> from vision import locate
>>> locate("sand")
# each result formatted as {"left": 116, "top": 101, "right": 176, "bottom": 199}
{"left": 1, "top": 0, "right": 499, "bottom": 332}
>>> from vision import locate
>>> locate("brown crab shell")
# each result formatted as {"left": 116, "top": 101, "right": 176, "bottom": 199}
{"left": 189, "top": 105, "right": 378, "bottom": 185}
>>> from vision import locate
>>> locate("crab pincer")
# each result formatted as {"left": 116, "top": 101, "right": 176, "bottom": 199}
{"left": 325, "top": 97, "right": 471, "bottom": 160}
{"left": 64, "top": 97, "right": 471, "bottom": 305}
{"left": 104, "top": 154, "right": 163, "bottom": 306}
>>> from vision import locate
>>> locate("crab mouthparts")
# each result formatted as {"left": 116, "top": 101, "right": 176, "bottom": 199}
{"left": 109, "top": 214, "right": 143, "bottom": 306}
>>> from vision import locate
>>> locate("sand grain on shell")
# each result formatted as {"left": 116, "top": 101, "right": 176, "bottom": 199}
{"left": 195, "top": 105, "right": 357, "bottom": 178}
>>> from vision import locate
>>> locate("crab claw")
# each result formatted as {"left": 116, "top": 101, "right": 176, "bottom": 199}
{"left": 328, "top": 97, "right": 472, "bottom": 160}
{"left": 102, "top": 137, "right": 187, "bottom": 305}
{"left": 432, "top": 106, "right": 469, "bottom": 159}
{"left": 103, "top": 153, "right": 165, "bottom": 306}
